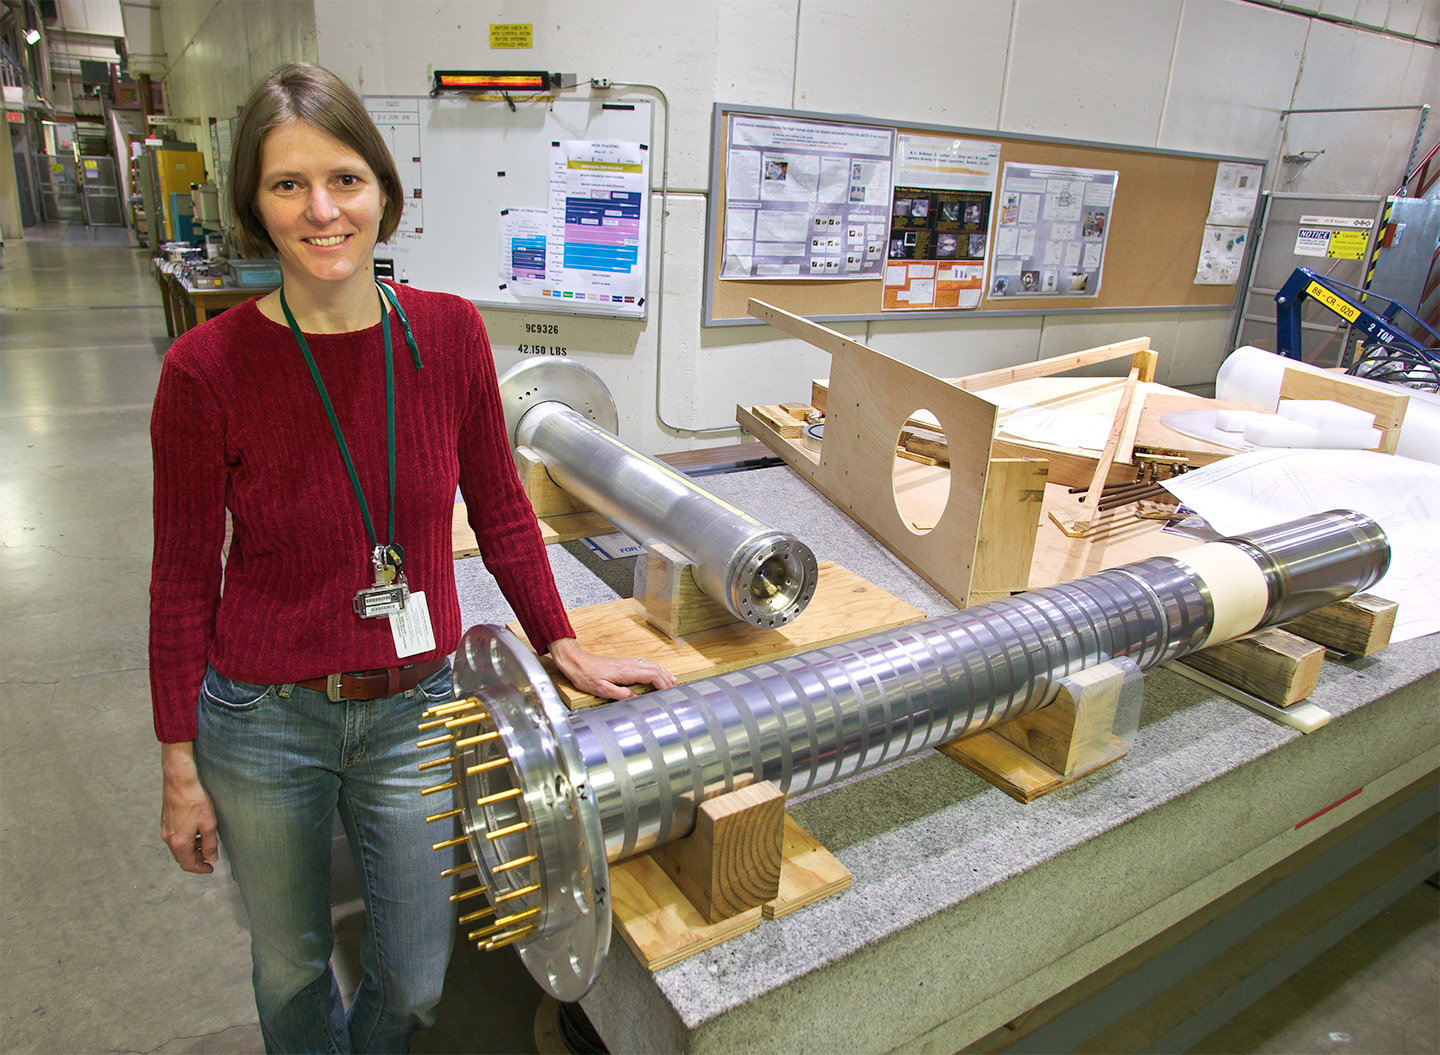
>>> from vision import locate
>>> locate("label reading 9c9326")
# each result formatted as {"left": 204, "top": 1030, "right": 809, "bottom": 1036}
{"left": 520, "top": 322, "right": 565, "bottom": 356}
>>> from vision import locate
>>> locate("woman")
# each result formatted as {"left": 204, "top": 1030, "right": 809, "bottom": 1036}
{"left": 151, "top": 62, "right": 674, "bottom": 1054}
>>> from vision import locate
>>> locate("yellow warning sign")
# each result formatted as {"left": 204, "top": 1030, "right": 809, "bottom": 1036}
{"left": 1306, "top": 281, "right": 1361, "bottom": 323}
{"left": 490, "top": 23, "right": 532, "bottom": 49}
{"left": 1327, "top": 230, "right": 1368, "bottom": 260}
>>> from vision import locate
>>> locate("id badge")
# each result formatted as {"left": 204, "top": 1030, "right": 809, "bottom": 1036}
{"left": 354, "top": 579, "right": 409, "bottom": 618}
{"left": 354, "top": 543, "right": 409, "bottom": 618}
{"left": 391, "top": 590, "right": 436, "bottom": 657}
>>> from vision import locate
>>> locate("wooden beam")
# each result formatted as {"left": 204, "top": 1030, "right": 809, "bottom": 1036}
{"left": 950, "top": 337, "right": 1152, "bottom": 393}
{"left": 1048, "top": 366, "right": 1142, "bottom": 537}
{"left": 1284, "top": 594, "right": 1397, "bottom": 656}
{"left": 1176, "top": 627, "right": 1324, "bottom": 707}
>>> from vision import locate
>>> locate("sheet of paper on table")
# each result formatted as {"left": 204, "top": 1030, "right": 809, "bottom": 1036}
{"left": 1162, "top": 449, "right": 1440, "bottom": 642}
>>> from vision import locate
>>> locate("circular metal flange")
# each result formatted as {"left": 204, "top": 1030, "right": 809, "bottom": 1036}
{"left": 497, "top": 358, "right": 619, "bottom": 450}
{"left": 451, "top": 624, "right": 611, "bottom": 1002}
{"left": 728, "top": 533, "right": 820, "bottom": 629}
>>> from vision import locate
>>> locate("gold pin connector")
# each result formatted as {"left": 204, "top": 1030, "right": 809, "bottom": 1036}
{"left": 415, "top": 733, "right": 455, "bottom": 749}
{"left": 417, "top": 756, "right": 456, "bottom": 772}
{"left": 473, "top": 787, "right": 523, "bottom": 808}
{"left": 483, "top": 925, "right": 537, "bottom": 950}
{"left": 458, "top": 904, "right": 498, "bottom": 925}
{"left": 450, "top": 885, "right": 489, "bottom": 903}
{"left": 494, "top": 882, "right": 541, "bottom": 903}
{"left": 421, "top": 780, "right": 459, "bottom": 796}
{"left": 424, "top": 698, "right": 480, "bottom": 718}
{"left": 440, "top": 860, "right": 477, "bottom": 878}
{"left": 493, "top": 853, "right": 538, "bottom": 874}
{"left": 431, "top": 835, "right": 469, "bottom": 852}
{"left": 465, "top": 756, "right": 513, "bottom": 776}
{"left": 444, "top": 714, "right": 490, "bottom": 730}
{"left": 454, "top": 731, "right": 500, "bottom": 748}
{"left": 425, "top": 807, "right": 463, "bottom": 824}
{"left": 468, "top": 906, "right": 540, "bottom": 942}
{"left": 484, "top": 820, "right": 530, "bottom": 842}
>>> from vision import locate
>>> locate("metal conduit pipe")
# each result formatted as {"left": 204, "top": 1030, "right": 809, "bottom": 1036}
{"left": 497, "top": 358, "right": 818, "bottom": 629}
{"left": 426, "top": 510, "right": 1389, "bottom": 1000}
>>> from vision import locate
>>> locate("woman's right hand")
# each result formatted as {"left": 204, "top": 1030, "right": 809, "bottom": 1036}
{"left": 161, "top": 741, "right": 219, "bottom": 874}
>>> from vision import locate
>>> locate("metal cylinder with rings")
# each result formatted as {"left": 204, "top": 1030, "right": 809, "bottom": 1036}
{"left": 497, "top": 357, "right": 818, "bottom": 630}
{"left": 418, "top": 509, "right": 1389, "bottom": 1001}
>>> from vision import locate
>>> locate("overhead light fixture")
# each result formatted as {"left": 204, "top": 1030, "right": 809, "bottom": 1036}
{"left": 24, "top": 28, "right": 41, "bottom": 45}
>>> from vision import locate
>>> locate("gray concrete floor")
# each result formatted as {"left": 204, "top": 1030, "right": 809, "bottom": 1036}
{"left": 0, "top": 229, "right": 1434, "bottom": 1054}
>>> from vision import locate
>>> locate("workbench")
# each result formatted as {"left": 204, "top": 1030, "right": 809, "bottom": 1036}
{"left": 154, "top": 266, "right": 274, "bottom": 337}
{"left": 452, "top": 463, "right": 1439, "bottom": 1053}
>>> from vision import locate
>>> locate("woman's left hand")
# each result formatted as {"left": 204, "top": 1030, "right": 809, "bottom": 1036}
{"left": 548, "top": 636, "right": 677, "bottom": 701}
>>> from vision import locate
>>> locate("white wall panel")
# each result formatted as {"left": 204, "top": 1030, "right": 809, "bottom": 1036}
{"left": 1159, "top": 1, "right": 1307, "bottom": 160}
{"left": 1285, "top": 19, "right": 1430, "bottom": 193}
{"left": 1001, "top": 0, "right": 1181, "bottom": 146}
{"left": 1319, "top": 0, "right": 1362, "bottom": 21}
{"left": 1034, "top": 312, "right": 1183, "bottom": 380}
{"left": 1384, "top": 0, "right": 1427, "bottom": 37}
{"left": 793, "top": 0, "right": 1013, "bottom": 129}
{"left": 1169, "top": 311, "right": 1239, "bottom": 389}
{"left": 1417, "top": 0, "right": 1440, "bottom": 42}
{"left": 58, "top": 0, "right": 126, "bottom": 37}
{"left": 864, "top": 317, "right": 1044, "bottom": 379}
{"left": 316, "top": 0, "right": 730, "bottom": 193}
{"left": 714, "top": 1, "right": 800, "bottom": 111}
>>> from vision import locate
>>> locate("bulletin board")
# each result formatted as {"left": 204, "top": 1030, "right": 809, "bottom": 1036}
{"left": 364, "top": 95, "right": 653, "bottom": 319}
{"left": 704, "top": 103, "right": 1265, "bottom": 326}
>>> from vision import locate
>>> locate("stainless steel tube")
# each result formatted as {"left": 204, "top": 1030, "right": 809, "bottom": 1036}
{"left": 434, "top": 509, "right": 1389, "bottom": 1000}
{"left": 498, "top": 358, "right": 817, "bottom": 629}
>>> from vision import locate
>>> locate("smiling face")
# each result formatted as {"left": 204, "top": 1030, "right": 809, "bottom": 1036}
{"left": 254, "top": 119, "right": 386, "bottom": 299}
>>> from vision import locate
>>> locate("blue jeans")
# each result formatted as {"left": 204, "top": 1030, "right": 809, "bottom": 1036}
{"left": 194, "top": 663, "right": 458, "bottom": 1054}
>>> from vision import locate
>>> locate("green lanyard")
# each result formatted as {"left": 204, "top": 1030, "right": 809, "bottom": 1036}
{"left": 281, "top": 283, "right": 397, "bottom": 557}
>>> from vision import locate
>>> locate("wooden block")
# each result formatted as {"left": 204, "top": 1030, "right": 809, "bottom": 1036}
{"left": 1278, "top": 368, "right": 1408, "bottom": 454}
{"left": 938, "top": 730, "right": 1128, "bottom": 804}
{"left": 752, "top": 404, "right": 804, "bottom": 438}
{"left": 611, "top": 809, "right": 851, "bottom": 971}
{"left": 899, "top": 428, "right": 950, "bottom": 465}
{"left": 515, "top": 445, "right": 593, "bottom": 517}
{"left": 896, "top": 448, "right": 939, "bottom": 466}
{"left": 991, "top": 661, "right": 1125, "bottom": 776}
{"left": 972, "top": 457, "right": 1048, "bottom": 597}
{"left": 651, "top": 783, "right": 785, "bottom": 924}
{"left": 1284, "top": 593, "right": 1397, "bottom": 656}
{"left": 609, "top": 853, "right": 763, "bottom": 971}
{"left": 1176, "top": 627, "right": 1323, "bottom": 707}
{"left": 508, "top": 562, "right": 926, "bottom": 708}
{"left": 779, "top": 402, "right": 816, "bottom": 419}
{"left": 765, "top": 813, "right": 852, "bottom": 919}
{"left": 639, "top": 542, "right": 741, "bottom": 640}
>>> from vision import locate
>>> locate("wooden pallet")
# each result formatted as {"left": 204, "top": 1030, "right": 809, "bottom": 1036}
{"left": 506, "top": 561, "right": 927, "bottom": 709}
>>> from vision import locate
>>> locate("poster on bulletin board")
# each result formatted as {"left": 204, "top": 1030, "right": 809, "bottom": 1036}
{"left": 881, "top": 133, "right": 1001, "bottom": 310}
{"left": 989, "top": 162, "right": 1118, "bottom": 299}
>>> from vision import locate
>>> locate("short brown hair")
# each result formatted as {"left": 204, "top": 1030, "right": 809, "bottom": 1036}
{"left": 229, "top": 62, "right": 402, "bottom": 258}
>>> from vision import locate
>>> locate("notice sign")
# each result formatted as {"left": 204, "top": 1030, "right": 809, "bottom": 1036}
{"left": 1294, "top": 215, "right": 1373, "bottom": 260}
{"left": 490, "top": 23, "right": 532, "bottom": 48}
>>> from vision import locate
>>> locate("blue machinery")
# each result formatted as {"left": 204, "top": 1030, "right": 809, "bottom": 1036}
{"left": 1275, "top": 266, "right": 1439, "bottom": 391}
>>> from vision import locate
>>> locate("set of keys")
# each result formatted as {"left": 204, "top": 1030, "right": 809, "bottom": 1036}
{"left": 352, "top": 542, "right": 410, "bottom": 619}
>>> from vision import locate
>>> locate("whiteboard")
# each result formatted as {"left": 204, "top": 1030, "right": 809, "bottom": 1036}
{"left": 363, "top": 95, "right": 653, "bottom": 319}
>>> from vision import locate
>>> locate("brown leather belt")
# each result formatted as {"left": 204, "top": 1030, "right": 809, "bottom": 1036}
{"left": 297, "top": 658, "right": 448, "bottom": 702}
